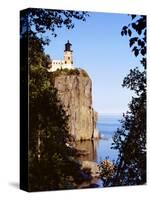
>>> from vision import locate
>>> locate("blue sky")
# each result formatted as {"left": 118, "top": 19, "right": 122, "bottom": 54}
{"left": 44, "top": 11, "right": 140, "bottom": 115}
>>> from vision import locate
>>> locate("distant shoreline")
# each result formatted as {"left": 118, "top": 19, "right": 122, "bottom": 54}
{"left": 97, "top": 113, "right": 123, "bottom": 117}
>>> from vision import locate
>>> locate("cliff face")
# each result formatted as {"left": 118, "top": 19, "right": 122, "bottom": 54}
{"left": 53, "top": 69, "right": 98, "bottom": 141}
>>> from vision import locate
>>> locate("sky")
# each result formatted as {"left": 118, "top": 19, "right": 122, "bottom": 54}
{"left": 44, "top": 11, "right": 140, "bottom": 115}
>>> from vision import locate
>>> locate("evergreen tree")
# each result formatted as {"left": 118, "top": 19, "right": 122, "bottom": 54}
{"left": 20, "top": 8, "right": 88, "bottom": 191}
{"left": 29, "top": 61, "right": 81, "bottom": 191}
{"left": 104, "top": 15, "right": 146, "bottom": 186}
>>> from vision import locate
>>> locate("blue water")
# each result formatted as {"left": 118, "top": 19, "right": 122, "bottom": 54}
{"left": 96, "top": 114, "right": 122, "bottom": 163}
{"left": 75, "top": 114, "right": 122, "bottom": 187}
{"left": 76, "top": 114, "right": 122, "bottom": 163}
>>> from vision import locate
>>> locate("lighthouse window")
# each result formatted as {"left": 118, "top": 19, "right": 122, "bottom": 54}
{"left": 68, "top": 57, "right": 70, "bottom": 60}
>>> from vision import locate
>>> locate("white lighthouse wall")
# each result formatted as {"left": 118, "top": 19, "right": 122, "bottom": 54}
{"left": 48, "top": 59, "right": 75, "bottom": 72}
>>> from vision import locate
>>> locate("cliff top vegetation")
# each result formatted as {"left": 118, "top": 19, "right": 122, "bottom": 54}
{"left": 51, "top": 68, "right": 89, "bottom": 78}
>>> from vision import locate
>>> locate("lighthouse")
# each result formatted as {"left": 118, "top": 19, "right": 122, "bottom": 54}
{"left": 48, "top": 40, "right": 75, "bottom": 72}
{"left": 64, "top": 40, "right": 73, "bottom": 65}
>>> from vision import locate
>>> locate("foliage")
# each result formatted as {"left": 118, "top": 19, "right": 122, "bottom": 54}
{"left": 52, "top": 68, "right": 80, "bottom": 76}
{"left": 104, "top": 15, "right": 146, "bottom": 186}
{"left": 20, "top": 28, "right": 51, "bottom": 69}
{"left": 121, "top": 15, "right": 146, "bottom": 63}
{"left": 99, "top": 160, "right": 115, "bottom": 181}
{"left": 51, "top": 68, "right": 89, "bottom": 78}
{"left": 29, "top": 65, "right": 82, "bottom": 191}
{"left": 20, "top": 8, "right": 89, "bottom": 46}
{"left": 80, "top": 68, "right": 89, "bottom": 77}
{"left": 20, "top": 7, "right": 89, "bottom": 70}
{"left": 20, "top": 8, "right": 89, "bottom": 191}
{"left": 28, "top": 34, "right": 51, "bottom": 67}
{"left": 66, "top": 68, "right": 80, "bottom": 75}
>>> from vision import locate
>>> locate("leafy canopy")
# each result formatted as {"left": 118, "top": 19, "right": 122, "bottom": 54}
{"left": 104, "top": 15, "right": 146, "bottom": 187}
{"left": 20, "top": 8, "right": 89, "bottom": 191}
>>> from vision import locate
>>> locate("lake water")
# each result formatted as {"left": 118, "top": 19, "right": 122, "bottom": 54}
{"left": 75, "top": 114, "right": 122, "bottom": 187}
{"left": 76, "top": 114, "right": 122, "bottom": 164}
{"left": 96, "top": 114, "right": 122, "bottom": 162}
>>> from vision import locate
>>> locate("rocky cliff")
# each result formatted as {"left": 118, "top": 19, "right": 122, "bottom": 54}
{"left": 53, "top": 68, "right": 98, "bottom": 141}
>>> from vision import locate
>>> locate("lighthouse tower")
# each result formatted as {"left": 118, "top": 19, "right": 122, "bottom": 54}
{"left": 48, "top": 40, "right": 75, "bottom": 72}
{"left": 64, "top": 40, "right": 73, "bottom": 66}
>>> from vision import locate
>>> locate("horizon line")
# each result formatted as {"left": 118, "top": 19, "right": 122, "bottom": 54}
{"left": 97, "top": 112, "right": 123, "bottom": 116}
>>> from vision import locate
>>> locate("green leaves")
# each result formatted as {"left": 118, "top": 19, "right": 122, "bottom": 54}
{"left": 131, "top": 15, "right": 136, "bottom": 20}
{"left": 28, "top": 37, "right": 79, "bottom": 190}
{"left": 129, "top": 37, "right": 138, "bottom": 47}
{"left": 141, "top": 47, "right": 146, "bottom": 56}
{"left": 134, "top": 48, "right": 139, "bottom": 57}
{"left": 20, "top": 8, "right": 90, "bottom": 191}
{"left": 106, "top": 15, "right": 147, "bottom": 187}
{"left": 29, "top": 63, "right": 78, "bottom": 190}
{"left": 121, "top": 15, "right": 146, "bottom": 67}
{"left": 128, "top": 29, "right": 132, "bottom": 37}
{"left": 21, "top": 8, "right": 89, "bottom": 46}
{"left": 121, "top": 26, "right": 132, "bottom": 37}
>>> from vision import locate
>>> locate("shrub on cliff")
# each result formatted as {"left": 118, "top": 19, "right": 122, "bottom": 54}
{"left": 51, "top": 68, "right": 89, "bottom": 78}
{"left": 80, "top": 69, "right": 89, "bottom": 77}
{"left": 52, "top": 68, "right": 80, "bottom": 76}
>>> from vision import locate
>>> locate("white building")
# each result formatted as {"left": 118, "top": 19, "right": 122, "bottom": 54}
{"left": 47, "top": 40, "right": 75, "bottom": 72}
